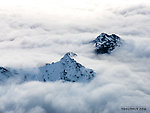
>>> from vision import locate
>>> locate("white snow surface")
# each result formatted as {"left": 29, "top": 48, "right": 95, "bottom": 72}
{"left": 38, "top": 52, "right": 94, "bottom": 82}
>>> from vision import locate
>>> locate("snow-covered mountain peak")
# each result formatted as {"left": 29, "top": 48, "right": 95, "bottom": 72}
{"left": 92, "top": 33, "right": 122, "bottom": 54}
{"left": 37, "top": 52, "right": 95, "bottom": 82}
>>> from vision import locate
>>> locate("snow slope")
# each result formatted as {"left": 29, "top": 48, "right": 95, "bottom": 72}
{"left": 37, "top": 52, "right": 95, "bottom": 82}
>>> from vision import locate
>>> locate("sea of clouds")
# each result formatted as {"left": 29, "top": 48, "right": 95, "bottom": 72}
{"left": 0, "top": 0, "right": 150, "bottom": 113}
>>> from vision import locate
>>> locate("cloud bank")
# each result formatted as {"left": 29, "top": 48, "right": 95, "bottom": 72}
{"left": 0, "top": 0, "right": 150, "bottom": 113}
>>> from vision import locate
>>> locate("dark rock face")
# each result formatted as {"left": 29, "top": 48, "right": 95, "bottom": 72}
{"left": 0, "top": 67, "right": 13, "bottom": 83}
{"left": 0, "top": 67, "right": 9, "bottom": 73}
{"left": 92, "top": 33, "right": 122, "bottom": 54}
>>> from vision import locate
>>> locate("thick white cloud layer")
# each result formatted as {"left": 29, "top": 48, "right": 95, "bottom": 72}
{"left": 0, "top": 0, "right": 150, "bottom": 113}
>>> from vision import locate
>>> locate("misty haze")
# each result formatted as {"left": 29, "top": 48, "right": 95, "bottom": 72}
{"left": 0, "top": 0, "right": 150, "bottom": 113}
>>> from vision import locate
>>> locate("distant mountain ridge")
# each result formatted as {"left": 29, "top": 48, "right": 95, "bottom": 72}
{"left": 0, "top": 52, "right": 95, "bottom": 83}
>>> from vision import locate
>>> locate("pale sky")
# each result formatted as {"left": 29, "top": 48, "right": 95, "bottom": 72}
{"left": 0, "top": 0, "right": 149, "bottom": 14}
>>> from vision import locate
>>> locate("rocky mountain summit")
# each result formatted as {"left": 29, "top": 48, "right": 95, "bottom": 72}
{"left": 92, "top": 33, "right": 122, "bottom": 54}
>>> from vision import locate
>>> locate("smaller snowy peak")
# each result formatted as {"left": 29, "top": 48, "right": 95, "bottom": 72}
{"left": 92, "top": 33, "right": 122, "bottom": 54}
